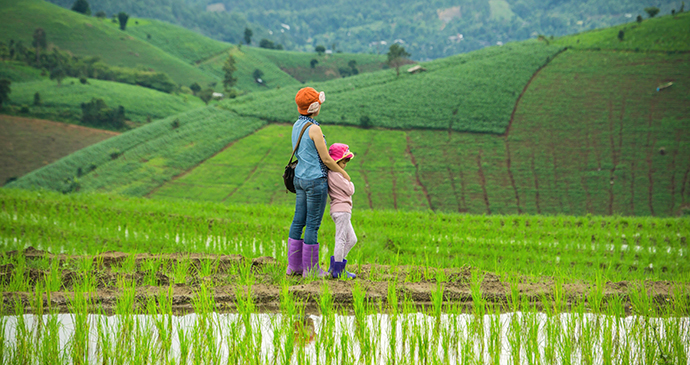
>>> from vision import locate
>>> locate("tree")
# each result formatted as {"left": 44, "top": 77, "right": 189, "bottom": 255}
{"left": 348, "top": 60, "right": 359, "bottom": 75}
{"left": 222, "top": 55, "right": 237, "bottom": 91}
{"left": 310, "top": 59, "right": 318, "bottom": 68}
{"left": 252, "top": 68, "right": 264, "bottom": 81}
{"left": 644, "top": 7, "right": 660, "bottom": 18}
{"left": 617, "top": 30, "right": 624, "bottom": 41}
{"left": 81, "top": 98, "right": 126, "bottom": 129}
{"left": 0, "top": 79, "right": 10, "bottom": 108}
{"left": 33, "top": 92, "right": 41, "bottom": 106}
{"left": 315, "top": 45, "right": 326, "bottom": 55}
{"left": 387, "top": 44, "right": 410, "bottom": 77}
{"left": 118, "top": 12, "right": 129, "bottom": 31}
{"left": 259, "top": 38, "right": 275, "bottom": 49}
{"left": 95, "top": 11, "right": 106, "bottom": 19}
{"left": 636, "top": 15, "right": 643, "bottom": 23}
{"left": 71, "top": 0, "right": 91, "bottom": 15}
{"left": 32, "top": 28, "right": 47, "bottom": 63}
{"left": 189, "top": 82, "right": 201, "bottom": 95}
{"left": 50, "top": 67, "right": 66, "bottom": 86}
{"left": 199, "top": 88, "right": 214, "bottom": 105}
{"left": 244, "top": 27, "right": 253, "bottom": 45}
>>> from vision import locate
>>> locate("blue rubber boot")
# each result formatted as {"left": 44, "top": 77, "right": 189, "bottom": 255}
{"left": 331, "top": 259, "right": 356, "bottom": 279}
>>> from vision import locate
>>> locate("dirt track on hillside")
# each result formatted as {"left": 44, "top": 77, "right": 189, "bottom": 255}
{"left": 2, "top": 248, "right": 686, "bottom": 315}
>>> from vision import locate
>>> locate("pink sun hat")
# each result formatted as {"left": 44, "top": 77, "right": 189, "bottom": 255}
{"left": 329, "top": 143, "right": 354, "bottom": 162}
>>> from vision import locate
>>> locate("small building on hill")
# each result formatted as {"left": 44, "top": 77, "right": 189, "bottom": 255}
{"left": 407, "top": 65, "right": 427, "bottom": 74}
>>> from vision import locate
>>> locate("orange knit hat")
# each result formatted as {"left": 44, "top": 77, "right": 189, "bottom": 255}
{"left": 295, "top": 87, "right": 325, "bottom": 115}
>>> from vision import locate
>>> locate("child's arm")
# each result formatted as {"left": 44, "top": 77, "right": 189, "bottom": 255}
{"left": 332, "top": 171, "right": 355, "bottom": 196}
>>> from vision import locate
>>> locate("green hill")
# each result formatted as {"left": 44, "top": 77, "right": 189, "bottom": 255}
{"left": 224, "top": 41, "right": 564, "bottom": 134}
{"left": 7, "top": 14, "right": 690, "bottom": 216}
{"left": 3, "top": 76, "right": 205, "bottom": 125}
{"left": 553, "top": 11, "right": 690, "bottom": 52}
{"left": 0, "top": 0, "right": 218, "bottom": 88}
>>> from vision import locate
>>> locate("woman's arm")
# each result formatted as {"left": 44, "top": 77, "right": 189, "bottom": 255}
{"left": 310, "top": 125, "right": 351, "bottom": 181}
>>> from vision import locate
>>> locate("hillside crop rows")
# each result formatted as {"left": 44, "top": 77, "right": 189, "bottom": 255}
{"left": 4, "top": 77, "right": 205, "bottom": 124}
{"left": 5, "top": 108, "right": 266, "bottom": 195}
{"left": 151, "top": 125, "right": 429, "bottom": 210}
{"left": 196, "top": 48, "right": 301, "bottom": 93}
{"left": 222, "top": 42, "right": 564, "bottom": 134}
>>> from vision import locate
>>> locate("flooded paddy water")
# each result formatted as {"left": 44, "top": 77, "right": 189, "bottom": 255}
{"left": 2, "top": 248, "right": 689, "bottom": 364}
{"left": 3, "top": 311, "right": 689, "bottom": 364}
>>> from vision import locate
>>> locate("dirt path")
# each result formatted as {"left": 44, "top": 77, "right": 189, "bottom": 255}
{"left": 6, "top": 248, "right": 686, "bottom": 315}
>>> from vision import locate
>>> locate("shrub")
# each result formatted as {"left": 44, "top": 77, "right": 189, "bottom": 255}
{"left": 81, "top": 98, "right": 127, "bottom": 130}
{"left": 20, "top": 105, "right": 29, "bottom": 113}
{"left": 360, "top": 115, "right": 372, "bottom": 129}
{"left": 108, "top": 148, "right": 121, "bottom": 160}
{"left": 618, "top": 30, "right": 624, "bottom": 41}
{"left": 33, "top": 92, "right": 41, "bottom": 106}
{"left": 310, "top": 59, "right": 318, "bottom": 68}
{"left": 79, "top": 77, "right": 88, "bottom": 84}
{"left": 171, "top": 118, "right": 180, "bottom": 129}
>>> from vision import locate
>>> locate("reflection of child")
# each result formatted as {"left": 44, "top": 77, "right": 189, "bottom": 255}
{"left": 327, "top": 143, "right": 357, "bottom": 279}
{"left": 293, "top": 315, "right": 316, "bottom": 346}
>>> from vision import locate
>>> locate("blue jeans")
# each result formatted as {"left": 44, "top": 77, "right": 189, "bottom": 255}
{"left": 289, "top": 176, "right": 328, "bottom": 245}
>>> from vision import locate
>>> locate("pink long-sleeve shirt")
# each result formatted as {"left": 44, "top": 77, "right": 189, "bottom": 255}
{"left": 328, "top": 170, "right": 355, "bottom": 213}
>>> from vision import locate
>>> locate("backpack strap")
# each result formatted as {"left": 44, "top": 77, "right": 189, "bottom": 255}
{"left": 288, "top": 122, "right": 313, "bottom": 165}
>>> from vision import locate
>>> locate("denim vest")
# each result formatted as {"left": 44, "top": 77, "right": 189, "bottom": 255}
{"left": 292, "top": 116, "right": 328, "bottom": 179}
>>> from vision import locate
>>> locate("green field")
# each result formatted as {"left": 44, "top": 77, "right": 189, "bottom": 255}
{"left": 553, "top": 12, "right": 690, "bottom": 52}
{"left": 0, "top": 0, "right": 218, "bottom": 87}
{"left": 5, "top": 107, "right": 266, "bottom": 195}
{"left": 2, "top": 189, "right": 689, "bottom": 364}
{"left": 223, "top": 41, "right": 564, "bottom": 134}
{"left": 2, "top": 188, "right": 688, "bottom": 281}
{"left": 4, "top": 76, "right": 205, "bottom": 124}
{"left": 250, "top": 47, "right": 388, "bottom": 82}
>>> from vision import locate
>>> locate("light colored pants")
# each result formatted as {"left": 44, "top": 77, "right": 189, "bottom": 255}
{"left": 331, "top": 212, "right": 357, "bottom": 262}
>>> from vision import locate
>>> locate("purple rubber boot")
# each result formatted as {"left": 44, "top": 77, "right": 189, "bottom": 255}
{"left": 286, "top": 238, "right": 304, "bottom": 276}
{"left": 331, "top": 258, "right": 357, "bottom": 279}
{"left": 302, "top": 244, "right": 328, "bottom": 278}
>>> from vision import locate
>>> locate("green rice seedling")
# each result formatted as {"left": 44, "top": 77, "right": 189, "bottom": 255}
{"left": 12, "top": 296, "right": 32, "bottom": 364}
{"left": 487, "top": 304, "right": 502, "bottom": 365}
{"left": 69, "top": 288, "right": 90, "bottom": 365}
{"left": 170, "top": 257, "right": 190, "bottom": 285}
{"left": 507, "top": 308, "right": 522, "bottom": 365}
{"left": 521, "top": 301, "right": 541, "bottom": 365}
{"left": 197, "top": 257, "right": 220, "bottom": 278}
{"left": 8, "top": 254, "right": 28, "bottom": 292}
{"left": 319, "top": 280, "right": 334, "bottom": 318}
{"left": 177, "top": 321, "right": 192, "bottom": 365}
{"left": 588, "top": 270, "right": 606, "bottom": 314}
{"left": 112, "top": 254, "right": 137, "bottom": 274}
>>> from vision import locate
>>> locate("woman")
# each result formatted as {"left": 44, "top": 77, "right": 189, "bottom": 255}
{"left": 286, "top": 87, "right": 350, "bottom": 278}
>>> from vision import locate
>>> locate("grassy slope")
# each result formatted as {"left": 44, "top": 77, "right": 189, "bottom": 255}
{"left": 5, "top": 107, "right": 267, "bottom": 195}
{"left": 5, "top": 77, "right": 205, "bottom": 123}
{"left": 249, "top": 47, "right": 388, "bottom": 82}
{"left": 553, "top": 12, "right": 690, "bottom": 52}
{"left": 0, "top": 61, "right": 44, "bottom": 82}
{"left": 223, "top": 41, "right": 563, "bottom": 134}
{"left": 0, "top": 0, "right": 217, "bottom": 87}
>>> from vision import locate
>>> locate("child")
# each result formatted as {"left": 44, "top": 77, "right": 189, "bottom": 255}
{"left": 327, "top": 143, "right": 357, "bottom": 279}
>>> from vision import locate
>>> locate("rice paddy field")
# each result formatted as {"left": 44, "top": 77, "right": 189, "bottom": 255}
{"left": 1, "top": 188, "right": 689, "bottom": 364}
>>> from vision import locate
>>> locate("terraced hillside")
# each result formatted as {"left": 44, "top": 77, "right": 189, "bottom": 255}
{"left": 7, "top": 14, "right": 690, "bottom": 216}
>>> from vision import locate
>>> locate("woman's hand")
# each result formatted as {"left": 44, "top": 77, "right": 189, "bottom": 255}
{"left": 310, "top": 125, "right": 351, "bottom": 181}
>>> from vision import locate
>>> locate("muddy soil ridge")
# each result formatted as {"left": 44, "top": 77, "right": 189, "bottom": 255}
{"left": 3, "top": 247, "right": 688, "bottom": 315}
